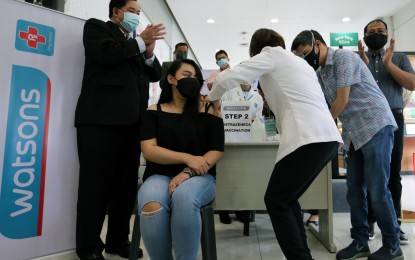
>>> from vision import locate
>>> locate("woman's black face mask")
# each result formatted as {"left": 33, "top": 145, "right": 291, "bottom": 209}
{"left": 175, "top": 77, "right": 200, "bottom": 99}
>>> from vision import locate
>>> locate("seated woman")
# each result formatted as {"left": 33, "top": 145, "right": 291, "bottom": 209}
{"left": 137, "top": 59, "right": 224, "bottom": 259}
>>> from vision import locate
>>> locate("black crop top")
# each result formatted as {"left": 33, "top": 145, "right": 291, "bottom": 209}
{"left": 140, "top": 104, "right": 225, "bottom": 181}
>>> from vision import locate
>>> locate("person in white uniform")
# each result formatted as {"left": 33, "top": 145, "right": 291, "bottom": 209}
{"left": 221, "top": 82, "right": 264, "bottom": 119}
{"left": 209, "top": 28, "right": 343, "bottom": 260}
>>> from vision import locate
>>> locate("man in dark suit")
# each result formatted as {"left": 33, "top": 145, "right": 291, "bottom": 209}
{"left": 74, "top": 0, "right": 165, "bottom": 259}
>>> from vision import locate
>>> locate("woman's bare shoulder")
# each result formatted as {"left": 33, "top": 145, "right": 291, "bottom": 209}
{"left": 200, "top": 101, "right": 222, "bottom": 118}
{"left": 147, "top": 104, "right": 157, "bottom": 111}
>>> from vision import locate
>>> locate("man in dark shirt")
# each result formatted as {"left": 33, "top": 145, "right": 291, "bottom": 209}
{"left": 358, "top": 19, "right": 415, "bottom": 245}
{"left": 74, "top": 0, "right": 165, "bottom": 259}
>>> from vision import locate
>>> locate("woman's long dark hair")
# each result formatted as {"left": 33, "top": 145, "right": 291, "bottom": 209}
{"left": 158, "top": 59, "right": 204, "bottom": 150}
{"left": 249, "top": 28, "right": 286, "bottom": 57}
{"left": 158, "top": 59, "right": 203, "bottom": 119}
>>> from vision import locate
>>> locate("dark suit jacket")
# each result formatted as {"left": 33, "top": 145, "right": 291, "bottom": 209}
{"left": 75, "top": 18, "right": 162, "bottom": 126}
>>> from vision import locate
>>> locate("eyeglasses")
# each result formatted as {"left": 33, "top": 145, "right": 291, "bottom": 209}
{"left": 366, "top": 29, "right": 387, "bottom": 36}
{"left": 121, "top": 7, "right": 141, "bottom": 15}
{"left": 293, "top": 30, "right": 316, "bottom": 59}
{"left": 293, "top": 45, "right": 309, "bottom": 59}
{"left": 293, "top": 42, "right": 313, "bottom": 59}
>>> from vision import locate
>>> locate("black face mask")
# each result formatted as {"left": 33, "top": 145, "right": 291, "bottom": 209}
{"left": 175, "top": 77, "right": 201, "bottom": 99}
{"left": 364, "top": 33, "right": 388, "bottom": 51}
{"left": 304, "top": 46, "right": 320, "bottom": 71}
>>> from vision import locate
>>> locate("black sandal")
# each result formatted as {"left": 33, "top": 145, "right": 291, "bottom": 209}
{"left": 306, "top": 219, "right": 319, "bottom": 226}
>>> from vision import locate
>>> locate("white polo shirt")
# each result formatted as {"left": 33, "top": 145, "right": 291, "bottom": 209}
{"left": 209, "top": 46, "right": 343, "bottom": 163}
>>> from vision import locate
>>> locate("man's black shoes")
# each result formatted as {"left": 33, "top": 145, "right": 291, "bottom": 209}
{"left": 106, "top": 241, "right": 143, "bottom": 258}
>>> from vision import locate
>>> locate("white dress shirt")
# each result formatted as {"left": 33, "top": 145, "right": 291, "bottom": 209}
{"left": 209, "top": 46, "right": 343, "bottom": 163}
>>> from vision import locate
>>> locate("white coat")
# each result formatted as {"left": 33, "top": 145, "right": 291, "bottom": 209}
{"left": 209, "top": 46, "right": 343, "bottom": 163}
{"left": 221, "top": 87, "right": 264, "bottom": 119}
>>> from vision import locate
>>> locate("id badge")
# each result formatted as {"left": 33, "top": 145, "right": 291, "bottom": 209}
{"left": 264, "top": 116, "right": 277, "bottom": 137}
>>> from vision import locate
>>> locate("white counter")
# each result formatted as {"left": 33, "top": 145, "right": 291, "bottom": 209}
{"left": 215, "top": 142, "right": 336, "bottom": 252}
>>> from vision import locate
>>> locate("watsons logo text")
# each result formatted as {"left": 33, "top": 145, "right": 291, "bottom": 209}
{"left": 0, "top": 65, "right": 51, "bottom": 239}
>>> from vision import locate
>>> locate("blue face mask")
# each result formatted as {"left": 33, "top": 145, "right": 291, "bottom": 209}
{"left": 119, "top": 10, "right": 140, "bottom": 32}
{"left": 217, "top": 58, "right": 228, "bottom": 68}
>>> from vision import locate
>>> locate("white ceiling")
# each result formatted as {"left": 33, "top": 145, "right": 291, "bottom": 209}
{"left": 166, "top": 0, "right": 413, "bottom": 69}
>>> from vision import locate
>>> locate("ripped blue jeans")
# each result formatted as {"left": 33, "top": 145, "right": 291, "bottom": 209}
{"left": 137, "top": 174, "right": 215, "bottom": 260}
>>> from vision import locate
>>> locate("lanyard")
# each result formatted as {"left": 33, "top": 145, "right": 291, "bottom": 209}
{"left": 238, "top": 90, "right": 253, "bottom": 101}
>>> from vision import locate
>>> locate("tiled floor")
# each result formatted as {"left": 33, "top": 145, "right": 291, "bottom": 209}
{"left": 99, "top": 175, "right": 415, "bottom": 260}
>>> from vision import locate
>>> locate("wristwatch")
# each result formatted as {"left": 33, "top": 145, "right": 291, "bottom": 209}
{"left": 183, "top": 167, "right": 195, "bottom": 177}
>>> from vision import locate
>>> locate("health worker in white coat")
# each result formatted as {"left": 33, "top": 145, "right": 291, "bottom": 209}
{"left": 220, "top": 82, "right": 264, "bottom": 119}
{"left": 208, "top": 28, "right": 343, "bottom": 260}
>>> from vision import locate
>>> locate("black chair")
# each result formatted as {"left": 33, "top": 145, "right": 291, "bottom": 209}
{"left": 200, "top": 201, "right": 217, "bottom": 260}
{"left": 241, "top": 210, "right": 256, "bottom": 236}
{"left": 129, "top": 200, "right": 217, "bottom": 260}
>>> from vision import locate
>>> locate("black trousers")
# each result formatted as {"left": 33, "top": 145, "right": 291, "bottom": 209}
{"left": 368, "top": 110, "right": 404, "bottom": 225}
{"left": 264, "top": 142, "right": 338, "bottom": 260}
{"left": 75, "top": 124, "right": 140, "bottom": 255}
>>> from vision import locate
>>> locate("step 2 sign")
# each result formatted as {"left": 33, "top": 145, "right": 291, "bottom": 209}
{"left": 222, "top": 101, "right": 251, "bottom": 142}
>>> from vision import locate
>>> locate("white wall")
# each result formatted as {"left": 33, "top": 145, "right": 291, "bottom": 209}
{"left": 139, "top": 0, "right": 198, "bottom": 62}
{"left": 64, "top": 0, "right": 197, "bottom": 63}
{"left": 393, "top": 1, "right": 415, "bottom": 51}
